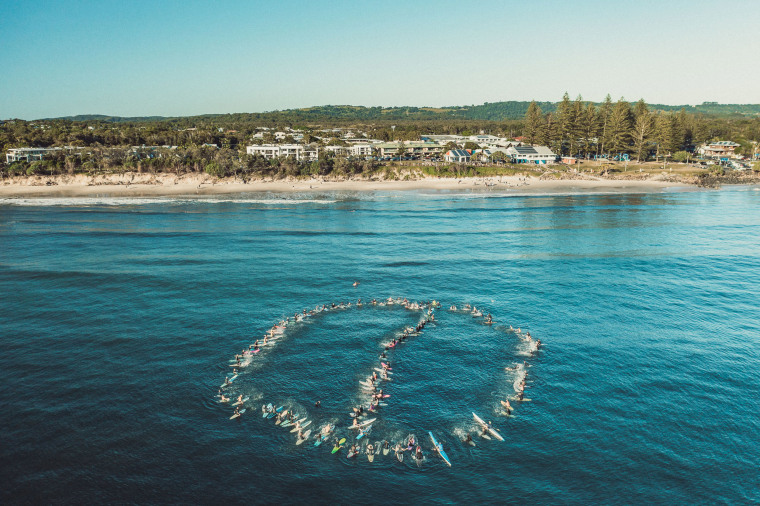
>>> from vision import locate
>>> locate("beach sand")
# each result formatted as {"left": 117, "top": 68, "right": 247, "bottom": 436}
{"left": 0, "top": 173, "right": 686, "bottom": 198}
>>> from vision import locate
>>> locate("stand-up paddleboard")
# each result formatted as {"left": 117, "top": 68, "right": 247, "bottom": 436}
{"left": 230, "top": 408, "right": 246, "bottom": 420}
{"left": 295, "top": 429, "right": 312, "bottom": 445}
{"left": 429, "top": 432, "right": 452, "bottom": 467}
{"left": 290, "top": 420, "right": 312, "bottom": 433}
{"left": 473, "top": 412, "right": 504, "bottom": 441}
{"left": 331, "top": 437, "right": 347, "bottom": 454}
{"left": 232, "top": 397, "right": 250, "bottom": 407}
{"left": 348, "top": 418, "right": 376, "bottom": 429}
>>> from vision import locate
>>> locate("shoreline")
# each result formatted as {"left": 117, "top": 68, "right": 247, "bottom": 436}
{"left": 0, "top": 173, "right": 695, "bottom": 198}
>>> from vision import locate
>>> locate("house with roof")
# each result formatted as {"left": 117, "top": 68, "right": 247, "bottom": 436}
{"left": 246, "top": 144, "right": 318, "bottom": 161}
{"left": 698, "top": 141, "right": 741, "bottom": 159}
{"left": 506, "top": 145, "right": 557, "bottom": 164}
{"left": 444, "top": 149, "right": 471, "bottom": 163}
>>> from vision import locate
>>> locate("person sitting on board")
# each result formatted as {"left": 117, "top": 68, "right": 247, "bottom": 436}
{"left": 297, "top": 429, "right": 305, "bottom": 440}
{"left": 366, "top": 443, "right": 374, "bottom": 455}
{"left": 481, "top": 426, "right": 489, "bottom": 437}
{"left": 236, "top": 395, "right": 243, "bottom": 404}
{"left": 223, "top": 376, "right": 230, "bottom": 386}
{"left": 415, "top": 446, "right": 423, "bottom": 460}
{"left": 352, "top": 417, "right": 360, "bottom": 427}
{"left": 314, "top": 400, "right": 321, "bottom": 408}
{"left": 233, "top": 406, "right": 240, "bottom": 416}
{"left": 220, "top": 394, "right": 229, "bottom": 403}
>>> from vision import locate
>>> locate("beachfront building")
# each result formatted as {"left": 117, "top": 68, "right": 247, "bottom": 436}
{"left": 506, "top": 145, "right": 557, "bottom": 164}
{"left": 246, "top": 144, "right": 318, "bottom": 161}
{"left": 444, "top": 149, "right": 471, "bottom": 163}
{"left": 375, "top": 142, "right": 443, "bottom": 159}
{"left": 348, "top": 144, "right": 374, "bottom": 157}
{"left": 698, "top": 141, "right": 741, "bottom": 159}
{"left": 6, "top": 147, "right": 63, "bottom": 163}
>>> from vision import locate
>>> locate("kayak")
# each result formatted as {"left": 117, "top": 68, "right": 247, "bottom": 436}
{"left": 473, "top": 412, "right": 504, "bottom": 441}
{"left": 429, "top": 431, "right": 452, "bottom": 467}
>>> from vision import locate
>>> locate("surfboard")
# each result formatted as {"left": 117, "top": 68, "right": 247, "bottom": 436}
{"left": 232, "top": 397, "right": 250, "bottom": 406}
{"left": 262, "top": 403, "right": 273, "bottom": 417}
{"left": 374, "top": 368, "right": 392, "bottom": 375}
{"left": 396, "top": 451, "right": 404, "bottom": 462}
{"left": 282, "top": 416, "right": 305, "bottom": 428}
{"left": 295, "top": 429, "right": 312, "bottom": 445}
{"left": 348, "top": 418, "right": 376, "bottom": 429}
{"left": 331, "top": 438, "right": 347, "bottom": 454}
{"left": 356, "top": 426, "right": 372, "bottom": 440}
{"left": 367, "top": 451, "right": 375, "bottom": 462}
{"left": 230, "top": 408, "right": 246, "bottom": 420}
{"left": 290, "top": 420, "right": 312, "bottom": 433}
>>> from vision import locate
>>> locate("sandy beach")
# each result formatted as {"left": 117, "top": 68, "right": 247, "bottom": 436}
{"left": 0, "top": 173, "right": 686, "bottom": 198}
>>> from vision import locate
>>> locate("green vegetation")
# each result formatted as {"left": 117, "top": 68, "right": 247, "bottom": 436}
{"left": 1, "top": 94, "right": 758, "bottom": 178}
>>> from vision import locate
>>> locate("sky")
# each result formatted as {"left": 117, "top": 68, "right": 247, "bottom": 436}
{"left": 1, "top": 0, "right": 759, "bottom": 119}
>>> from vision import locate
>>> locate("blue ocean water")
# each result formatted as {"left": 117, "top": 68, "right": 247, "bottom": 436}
{"left": 1, "top": 187, "right": 759, "bottom": 504}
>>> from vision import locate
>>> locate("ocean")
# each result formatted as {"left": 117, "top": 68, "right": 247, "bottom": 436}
{"left": 1, "top": 186, "right": 759, "bottom": 504}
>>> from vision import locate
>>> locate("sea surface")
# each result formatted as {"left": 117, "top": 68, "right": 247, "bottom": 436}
{"left": 1, "top": 186, "right": 759, "bottom": 504}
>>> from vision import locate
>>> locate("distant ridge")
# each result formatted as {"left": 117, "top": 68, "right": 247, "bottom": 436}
{"left": 40, "top": 101, "right": 760, "bottom": 123}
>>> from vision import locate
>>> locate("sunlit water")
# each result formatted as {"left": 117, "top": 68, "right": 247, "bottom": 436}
{"left": 1, "top": 186, "right": 759, "bottom": 504}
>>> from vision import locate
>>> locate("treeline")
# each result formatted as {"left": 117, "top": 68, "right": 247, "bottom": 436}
{"left": 1, "top": 145, "right": 382, "bottom": 179}
{"left": 522, "top": 94, "right": 760, "bottom": 161}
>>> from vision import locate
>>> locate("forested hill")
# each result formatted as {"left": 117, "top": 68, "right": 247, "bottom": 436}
{"left": 46, "top": 101, "right": 760, "bottom": 124}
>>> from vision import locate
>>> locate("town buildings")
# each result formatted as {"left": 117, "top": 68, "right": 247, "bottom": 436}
{"left": 245, "top": 144, "right": 318, "bottom": 161}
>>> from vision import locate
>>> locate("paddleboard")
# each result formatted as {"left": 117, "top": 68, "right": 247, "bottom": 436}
{"left": 295, "top": 429, "right": 312, "bottom": 445}
{"left": 473, "top": 412, "right": 504, "bottom": 441}
{"left": 232, "top": 397, "right": 250, "bottom": 406}
{"left": 429, "top": 431, "right": 452, "bottom": 467}
{"left": 230, "top": 408, "right": 246, "bottom": 420}
{"left": 348, "top": 418, "right": 376, "bottom": 429}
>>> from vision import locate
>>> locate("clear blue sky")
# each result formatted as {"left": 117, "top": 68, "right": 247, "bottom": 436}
{"left": 1, "top": 0, "right": 758, "bottom": 119}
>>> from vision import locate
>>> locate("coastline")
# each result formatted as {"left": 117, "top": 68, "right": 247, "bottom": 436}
{"left": 0, "top": 172, "right": 692, "bottom": 198}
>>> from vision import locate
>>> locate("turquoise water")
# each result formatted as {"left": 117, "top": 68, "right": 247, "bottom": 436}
{"left": 1, "top": 187, "right": 759, "bottom": 504}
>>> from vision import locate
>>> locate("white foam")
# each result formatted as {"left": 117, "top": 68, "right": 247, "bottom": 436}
{"left": 0, "top": 197, "right": 337, "bottom": 206}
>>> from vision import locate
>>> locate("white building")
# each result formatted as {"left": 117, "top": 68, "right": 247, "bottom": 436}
{"left": 698, "top": 141, "right": 740, "bottom": 159}
{"left": 246, "top": 144, "right": 318, "bottom": 161}
{"left": 444, "top": 149, "right": 471, "bottom": 163}
{"left": 375, "top": 141, "right": 443, "bottom": 159}
{"left": 506, "top": 145, "right": 557, "bottom": 164}
{"left": 6, "top": 147, "right": 62, "bottom": 163}
{"left": 348, "top": 144, "right": 374, "bottom": 157}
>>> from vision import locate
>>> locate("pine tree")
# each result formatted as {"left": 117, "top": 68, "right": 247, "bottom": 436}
{"left": 582, "top": 102, "right": 598, "bottom": 159}
{"left": 523, "top": 101, "right": 543, "bottom": 145}
{"left": 556, "top": 92, "right": 573, "bottom": 155}
{"left": 654, "top": 112, "right": 674, "bottom": 162}
{"left": 607, "top": 98, "right": 633, "bottom": 156}
{"left": 598, "top": 94, "right": 613, "bottom": 157}
{"left": 632, "top": 99, "right": 653, "bottom": 162}
{"left": 569, "top": 95, "right": 584, "bottom": 156}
